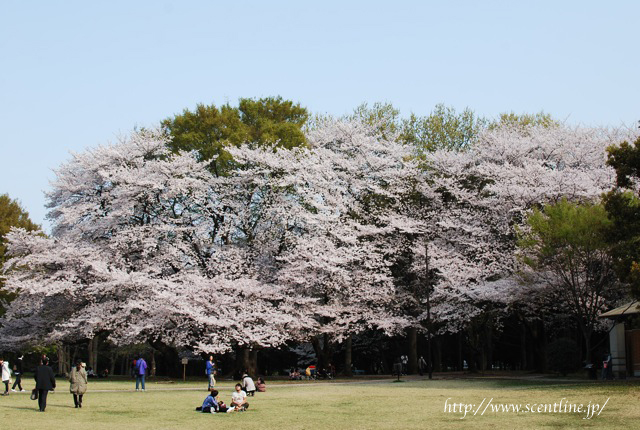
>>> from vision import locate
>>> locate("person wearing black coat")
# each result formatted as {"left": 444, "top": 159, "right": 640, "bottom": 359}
{"left": 11, "top": 355, "right": 24, "bottom": 392}
{"left": 34, "top": 358, "right": 56, "bottom": 412}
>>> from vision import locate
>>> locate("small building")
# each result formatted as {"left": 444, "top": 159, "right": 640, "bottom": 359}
{"left": 599, "top": 301, "right": 640, "bottom": 378}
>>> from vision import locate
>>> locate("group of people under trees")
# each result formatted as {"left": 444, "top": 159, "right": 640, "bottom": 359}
{"left": 196, "top": 384, "right": 250, "bottom": 413}
{"left": 1, "top": 354, "right": 87, "bottom": 412}
{"left": 289, "top": 364, "right": 335, "bottom": 380}
{"left": 196, "top": 376, "right": 266, "bottom": 414}
{"left": 197, "top": 356, "right": 266, "bottom": 414}
{"left": 1, "top": 352, "right": 151, "bottom": 412}
{"left": 2, "top": 351, "right": 267, "bottom": 414}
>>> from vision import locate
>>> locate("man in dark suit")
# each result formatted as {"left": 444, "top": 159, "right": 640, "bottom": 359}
{"left": 11, "top": 354, "right": 24, "bottom": 392}
{"left": 34, "top": 357, "right": 56, "bottom": 412}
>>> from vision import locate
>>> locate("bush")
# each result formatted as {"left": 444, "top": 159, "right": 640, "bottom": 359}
{"left": 547, "top": 338, "right": 581, "bottom": 376}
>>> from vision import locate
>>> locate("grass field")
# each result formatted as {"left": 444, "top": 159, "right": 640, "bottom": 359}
{"left": 1, "top": 377, "right": 638, "bottom": 429}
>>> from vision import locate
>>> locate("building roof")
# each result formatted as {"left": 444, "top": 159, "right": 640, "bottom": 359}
{"left": 599, "top": 301, "right": 640, "bottom": 318}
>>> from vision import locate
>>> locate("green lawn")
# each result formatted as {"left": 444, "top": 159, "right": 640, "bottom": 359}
{"left": 1, "top": 377, "right": 638, "bottom": 429}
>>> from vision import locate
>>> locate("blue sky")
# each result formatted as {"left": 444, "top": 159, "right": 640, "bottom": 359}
{"left": 1, "top": 0, "right": 638, "bottom": 231}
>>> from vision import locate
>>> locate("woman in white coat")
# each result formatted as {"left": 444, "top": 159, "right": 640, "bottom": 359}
{"left": 0, "top": 357, "right": 12, "bottom": 395}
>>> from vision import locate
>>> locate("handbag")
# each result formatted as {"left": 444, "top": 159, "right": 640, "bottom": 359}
{"left": 30, "top": 389, "right": 38, "bottom": 400}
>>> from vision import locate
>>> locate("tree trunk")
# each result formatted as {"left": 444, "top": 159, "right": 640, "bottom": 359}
{"left": 584, "top": 330, "right": 592, "bottom": 364}
{"left": 71, "top": 345, "right": 78, "bottom": 368}
{"left": 87, "top": 338, "right": 94, "bottom": 371}
{"left": 466, "top": 329, "right": 479, "bottom": 373}
{"left": 57, "top": 344, "right": 69, "bottom": 376}
{"left": 527, "top": 335, "right": 535, "bottom": 371}
{"left": 433, "top": 336, "right": 442, "bottom": 372}
{"left": 150, "top": 349, "right": 156, "bottom": 378}
{"left": 531, "top": 319, "right": 547, "bottom": 372}
{"left": 408, "top": 327, "right": 418, "bottom": 374}
{"left": 245, "top": 349, "right": 259, "bottom": 377}
{"left": 88, "top": 336, "right": 99, "bottom": 372}
{"left": 238, "top": 347, "right": 259, "bottom": 377}
{"left": 109, "top": 350, "right": 117, "bottom": 377}
{"left": 520, "top": 321, "right": 527, "bottom": 371}
{"left": 149, "top": 341, "right": 180, "bottom": 377}
{"left": 343, "top": 335, "right": 353, "bottom": 377}
{"left": 311, "top": 335, "right": 333, "bottom": 370}
{"left": 234, "top": 347, "right": 244, "bottom": 378}
{"left": 121, "top": 354, "right": 129, "bottom": 376}
{"left": 485, "top": 323, "right": 493, "bottom": 371}
{"left": 457, "top": 332, "right": 463, "bottom": 371}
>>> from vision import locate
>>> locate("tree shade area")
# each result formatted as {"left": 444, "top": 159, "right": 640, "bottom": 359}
{"left": 1, "top": 99, "right": 640, "bottom": 382}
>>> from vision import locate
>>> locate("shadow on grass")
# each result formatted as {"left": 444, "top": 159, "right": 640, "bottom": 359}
{"left": 2, "top": 405, "right": 41, "bottom": 411}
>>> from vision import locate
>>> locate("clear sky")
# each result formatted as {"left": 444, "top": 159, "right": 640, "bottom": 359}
{"left": 1, "top": 0, "right": 638, "bottom": 231}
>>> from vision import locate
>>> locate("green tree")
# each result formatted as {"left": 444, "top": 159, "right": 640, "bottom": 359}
{"left": 0, "top": 194, "right": 40, "bottom": 315}
{"left": 347, "top": 102, "right": 402, "bottom": 141}
{"left": 518, "top": 199, "right": 621, "bottom": 362}
{"left": 489, "top": 111, "right": 559, "bottom": 129}
{"left": 342, "top": 102, "right": 486, "bottom": 154}
{"left": 603, "top": 135, "right": 640, "bottom": 298}
{"left": 162, "top": 96, "right": 308, "bottom": 176}
{"left": 238, "top": 96, "right": 308, "bottom": 149}
{"left": 401, "top": 103, "right": 487, "bottom": 153}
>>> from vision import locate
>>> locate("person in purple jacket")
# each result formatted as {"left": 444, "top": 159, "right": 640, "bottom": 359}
{"left": 135, "top": 356, "right": 148, "bottom": 391}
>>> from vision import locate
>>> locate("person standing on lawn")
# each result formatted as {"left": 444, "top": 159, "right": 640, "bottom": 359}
{"left": 206, "top": 355, "right": 216, "bottom": 390}
{"left": 135, "top": 356, "right": 147, "bottom": 391}
{"left": 1, "top": 357, "right": 11, "bottom": 395}
{"left": 69, "top": 360, "right": 88, "bottom": 408}
{"left": 418, "top": 356, "right": 427, "bottom": 376}
{"left": 11, "top": 354, "right": 24, "bottom": 392}
{"left": 34, "top": 357, "right": 56, "bottom": 412}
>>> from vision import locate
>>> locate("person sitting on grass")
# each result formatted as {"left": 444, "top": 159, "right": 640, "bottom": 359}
{"left": 256, "top": 377, "right": 266, "bottom": 392}
{"left": 242, "top": 373, "right": 256, "bottom": 396}
{"left": 230, "top": 383, "right": 249, "bottom": 411}
{"left": 196, "top": 389, "right": 228, "bottom": 413}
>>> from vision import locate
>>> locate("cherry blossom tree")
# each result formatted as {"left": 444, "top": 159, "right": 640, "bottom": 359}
{"left": 425, "top": 123, "right": 638, "bottom": 367}
{"left": 5, "top": 114, "right": 632, "bottom": 375}
{"left": 1, "top": 128, "right": 306, "bottom": 357}
{"left": 226, "top": 118, "right": 425, "bottom": 371}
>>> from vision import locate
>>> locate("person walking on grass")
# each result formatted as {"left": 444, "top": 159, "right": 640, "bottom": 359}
{"left": 69, "top": 360, "right": 88, "bottom": 408}
{"left": 206, "top": 355, "right": 216, "bottom": 390}
{"left": 135, "top": 356, "right": 147, "bottom": 391}
{"left": 1, "top": 357, "right": 11, "bottom": 395}
{"left": 34, "top": 357, "right": 56, "bottom": 412}
{"left": 11, "top": 354, "right": 24, "bottom": 392}
{"left": 418, "top": 356, "right": 427, "bottom": 376}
